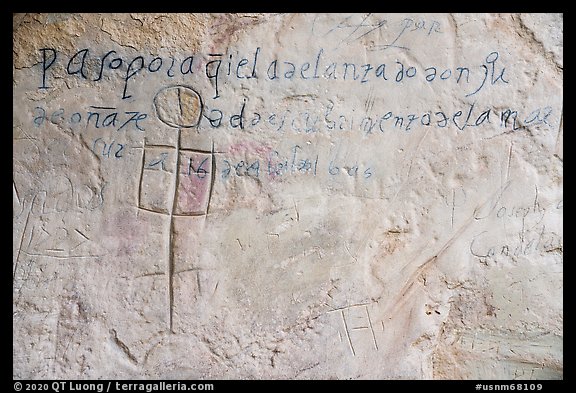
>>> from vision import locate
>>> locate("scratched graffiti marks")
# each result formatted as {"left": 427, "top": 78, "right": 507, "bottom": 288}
{"left": 12, "top": 12, "right": 562, "bottom": 379}
{"left": 137, "top": 85, "right": 218, "bottom": 332}
{"left": 52, "top": 290, "right": 93, "bottom": 375}
{"left": 326, "top": 302, "right": 379, "bottom": 357}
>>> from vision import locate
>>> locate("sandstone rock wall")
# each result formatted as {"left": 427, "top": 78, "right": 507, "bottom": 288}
{"left": 13, "top": 13, "right": 563, "bottom": 379}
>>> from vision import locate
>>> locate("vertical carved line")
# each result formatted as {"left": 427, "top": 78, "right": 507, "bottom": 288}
{"left": 137, "top": 141, "right": 146, "bottom": 208}
{"left": 341, "top": 310, "right": 356, "bottom": 356}
{"left": 167, "top": 128, "right": 181, "bottom": 333}
{"left": 206, "top": 141, "right": 216, "bottom": 215}
{"left": 14, "top": 208, "right": 32, "bottom": 281}
{"left": 365, "top": 305, "right": 378, "bottom": 351}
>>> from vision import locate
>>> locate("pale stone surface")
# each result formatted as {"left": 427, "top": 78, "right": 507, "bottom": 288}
{"left": 13, "top": 13, "right": 563, "bottom": 379}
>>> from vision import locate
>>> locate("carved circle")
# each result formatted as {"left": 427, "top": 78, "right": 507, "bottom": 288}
{"left": 153, "top": 85, "right": 203, "bottom": 128}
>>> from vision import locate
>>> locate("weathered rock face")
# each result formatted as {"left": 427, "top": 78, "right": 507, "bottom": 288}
{"left": 13, "top": 13, "right": 562, "bottom": 379}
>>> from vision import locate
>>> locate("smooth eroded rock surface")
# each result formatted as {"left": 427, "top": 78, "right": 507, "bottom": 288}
{"left": 13, "top": 13, "right": 563, "bottom": 379}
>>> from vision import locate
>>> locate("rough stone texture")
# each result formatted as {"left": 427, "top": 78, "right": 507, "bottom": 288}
{"left": 13, "top": 13, "right": 563, "bottom": 379}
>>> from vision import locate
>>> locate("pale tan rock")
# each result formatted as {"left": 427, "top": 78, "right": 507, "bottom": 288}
{"left": 13, "top": 13, "right": 562, "bottom": 379}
